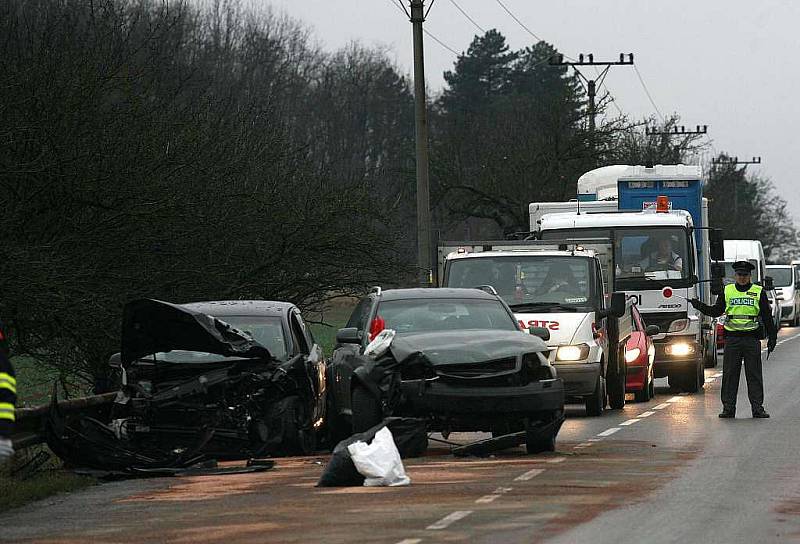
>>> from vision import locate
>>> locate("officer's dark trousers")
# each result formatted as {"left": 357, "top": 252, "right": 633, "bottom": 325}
{"left": 721, "top": 335, "right": 764, "bottom": 413}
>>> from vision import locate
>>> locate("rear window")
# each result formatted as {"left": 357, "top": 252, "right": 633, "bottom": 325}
{"left": 375, "top": 298, "right": 518, "bottom": 335}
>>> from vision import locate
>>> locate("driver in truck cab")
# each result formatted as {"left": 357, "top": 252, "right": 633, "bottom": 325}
{"left": 640, "top": 236, "right": 683, "bottom": 272}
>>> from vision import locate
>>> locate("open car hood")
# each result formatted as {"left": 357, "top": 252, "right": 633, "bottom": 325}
{"left": 121, "top": 298, "right": 272, "bottom": 366}
{"left": 388, "top": 330, "right": 547, "bottom": 366}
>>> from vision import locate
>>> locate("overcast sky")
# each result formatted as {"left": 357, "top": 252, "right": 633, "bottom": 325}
{"left": 269, "top": 0, "right": 800, "bottom": 220}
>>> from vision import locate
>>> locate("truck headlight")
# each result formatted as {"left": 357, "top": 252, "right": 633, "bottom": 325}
{"left": 624, "top": 347, "right": 641, "bottom": 363}
{"left": 556, "top": 344, "right": 590, "bottom": 362}
{"left": 665, "top": 342, "right": 695, "bottom": 357}
{"left": 668, "top": 319, "right": 689, "bottom": 333}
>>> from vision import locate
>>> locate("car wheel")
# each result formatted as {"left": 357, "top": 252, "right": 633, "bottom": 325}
{"left": 280, "top": 396, "right": 316, "bottom": 455}
{"left": 351, "top": 383, "right": 383, "bottom": 433}
{"left": 678, "top": 361, "right": 703, "bottom": 393}
{"left": 704, "top": 340, "right": 718, "bottom": 368}
{"left": 607, "top": 369, "right": 626, "bottom": 409}
{"left": 648, "top": 376, "right": 656, "bottom": 398}
{"left": 324, "top": 391, "right": 352, "bottom": 448}
{"left": 585, "top": 373, "right": 606, "bottom": 416}
{"left": 633, "top": 374, "right": 651, "bottom": 403}
{"left": 525, "top": 411, "right": 561, "bottom": 454}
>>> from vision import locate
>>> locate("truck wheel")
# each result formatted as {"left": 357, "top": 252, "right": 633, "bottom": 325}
{"left": 280, "top": 396, "right": 316, "bottom": 455}
{"left": 704, "top": 340, "right": 718, "bottom": 368}
{"left": 324, "top": 392, "right": 352, "bottom": 448}
{"left": 525, "top": 411, "right": 561, "bottom": 454}
{"left": 680, "top": 361, "right": 703, "bottom": 394}
{"left": 585, "top": 374, "right": 606, "bottom": 416}
{"left": 607, "top": 349, "right": 626, "bottom": 409}
{"left": 351, "top": 384, "right": 383, "bottom": 433}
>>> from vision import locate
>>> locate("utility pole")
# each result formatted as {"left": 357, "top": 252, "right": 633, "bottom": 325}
{"left": 408, "top": 0, "right": 433, "bottom": 287}
{"left": 711, "top": 156, "right": 762, "bottom": 213}
{"left": 549, "top": 53, "right": 634, "bottom": 142}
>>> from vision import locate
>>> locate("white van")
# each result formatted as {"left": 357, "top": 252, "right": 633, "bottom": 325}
{"left": 767, "top": 264, "right": 800, "bottom": 326}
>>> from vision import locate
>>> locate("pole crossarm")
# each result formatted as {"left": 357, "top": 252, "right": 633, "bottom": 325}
{"left": 645, "top": 124, "right": 708, "bottom": 136}
{"left": 711, "top": 156, "right": 762, "bottom": 165}
{"left": 549, "top": 53, "right": 634, "bottom": 67}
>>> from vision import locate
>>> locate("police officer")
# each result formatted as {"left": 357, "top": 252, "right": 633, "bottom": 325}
{"left": 0, "top": 320, "right": 16, "bottom": 461}
{"left": 689, "top": 261, "right": 776, "bottom": 418}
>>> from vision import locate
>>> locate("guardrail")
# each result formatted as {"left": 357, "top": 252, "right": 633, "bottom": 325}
{"left": 11, "top": 393, "right": 116, "bottom": 450}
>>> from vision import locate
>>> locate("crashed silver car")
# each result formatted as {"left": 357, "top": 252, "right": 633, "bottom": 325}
{"left": 46, "top": 299, "right": 327, "bottom": 471}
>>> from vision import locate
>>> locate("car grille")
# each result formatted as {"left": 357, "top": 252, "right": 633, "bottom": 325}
{"left": 436, "top": 357, "right": 519, "bottom": 379}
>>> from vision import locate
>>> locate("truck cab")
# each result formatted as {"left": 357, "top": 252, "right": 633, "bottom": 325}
{"left": 438, "top": 241, "right": 632, "bottom": 416}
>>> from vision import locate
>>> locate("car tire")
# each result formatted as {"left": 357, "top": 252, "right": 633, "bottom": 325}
{"left": 351, "top": 383, "right": 383, "bottom": 434}
{"left": 525, "top": 411, "right": 561, "bottom": 454}
{"left": 704, "top": 340, "right": 718, "bottom": 368}
{"left": 280, "top": 396, "right": 316, "bottom": 455}
{"left": 607, "top": 368, "right": 626, "bottom": 410}
{"left": 324, "top": 392, "right": 352, "bottom": 448}
{"left": 585, "top": 373, "right": 606, "bottom": 416}
{"left": 648, "top": 376, "right": 656, "bottom": 398}
{"left": 633, "top": 374, "right": 651, "bottom": 403}
{"left": 679, "top": 361, "right": 703, "bottom": 394}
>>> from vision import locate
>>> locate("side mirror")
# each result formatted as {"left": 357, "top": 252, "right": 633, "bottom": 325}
{"left": 108, "top": 352, "right": 122, "bottom": 368}
{"left": 690, "top": 274, "right": 700, "bottom": 285}
{"left": 645, "top": 325, "right": 661, "bottom": 336}
{"left": 764, "top": 276, "right": 775, "bottom": 291}
{"left": 710, "top": 229, "right": 725, "bottom": 261}
{"left": 608, "top": 291, "right": 626, "bottom": 318}
{"left": 711, "top": 277, "right": 724, "bottom": 296}
{"left": 795, "top": 281, "right": 800, "bottom": 289}
{"left": 529, "top": 327, "right": 550, "bottom": 341}
{"left": 335, "top": 327, "right": 362, "bottom": 344}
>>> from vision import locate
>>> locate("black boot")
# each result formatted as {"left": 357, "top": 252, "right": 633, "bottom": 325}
{"left": 752, "top": 407, "right": 770, "bottom": 418}
{"left": 719, "top": 407, "right": 735, "bottom": 418}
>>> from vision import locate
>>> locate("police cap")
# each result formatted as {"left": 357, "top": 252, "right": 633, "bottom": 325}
{"left": 732, "top": 260, "right": 755, "bottom": 274}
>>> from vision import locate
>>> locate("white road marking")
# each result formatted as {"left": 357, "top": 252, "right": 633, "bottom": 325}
{"left": 514, "top": 468, "right": 545, "bottom": 481}
{"left": 475, "top": 494, "right": 501, "bottom": 504}
{"left": 587, "top": 438, "right": 602, "bottom": 442}
{"left": 619, "top": 419, "right": 640, "bottom": 426}
{"left": 396, "top": 540, "right": 422, "bottom": 544}
{"left": 573, "top": 442, "right": 593, "bottom": 448}
{"left": 426, "top": 511, "right": 472, "bottom": 530}
{"left": 546, "top": 456, "right": 566, "bottom": 463}
{"left": 638, "top": 411, "right": 655, "bottom": 417}
{"left": 597, "top": 428, "right": 620, "bottom": 437}
{"left": 653, "top": 403, "right": 670, "bottom": 410}
{"left": 667, "top": 396, "right": 683, "bottom": 402}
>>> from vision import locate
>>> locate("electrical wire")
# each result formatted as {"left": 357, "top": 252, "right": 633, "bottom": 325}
{"left": 494, "top": 0, "right": 543, "bottom": 42}
{"left": 386, "top": 0, "right": 460, "bottom": 56}
{"left": 633, "top": 64, "right": 665, "bottom": 124}
{"left": 448, "top": 0, "right": 485, "bottom": 33}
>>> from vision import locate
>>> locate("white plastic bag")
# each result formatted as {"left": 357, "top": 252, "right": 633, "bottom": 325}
{"left": 347, "top": 426, "right": 411, "bottom": 487}
{"left": 363, "top": 329, "right": 396, "bottom": 359}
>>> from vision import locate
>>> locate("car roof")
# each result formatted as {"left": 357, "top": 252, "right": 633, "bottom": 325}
{"left": 181, "top": 300, "right": 296, "bottom": 317}
{"left": 377, "top": 288, "right": 500, "bottom": 301}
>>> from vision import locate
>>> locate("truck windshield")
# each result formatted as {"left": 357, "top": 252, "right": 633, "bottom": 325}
{"left": 446, "top": 256, "right": 597, "bottom": 310}
{"left": 767, "top": 267, "right": 793, "bottom": 287}
{"left": 541, "top": 226, "right": 693, "bottom": 289}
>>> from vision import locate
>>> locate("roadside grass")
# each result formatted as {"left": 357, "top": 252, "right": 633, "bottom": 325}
{"left": 12, "top": 356, "right": 90, "bottom": 408}
{"left": 0, "top": 446, "right": 95, "bottom": 513}
{"left": 308, "top": 300, "right": 356, "bottom": 356}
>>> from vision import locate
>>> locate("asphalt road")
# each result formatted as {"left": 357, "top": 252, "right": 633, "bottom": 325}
{"left": 5, "top": 328, "right": 800, "bottom": 543}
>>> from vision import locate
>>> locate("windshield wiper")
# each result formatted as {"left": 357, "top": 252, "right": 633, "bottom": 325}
{"left": 508, "top": 302, "right": 579, "bottom": 312}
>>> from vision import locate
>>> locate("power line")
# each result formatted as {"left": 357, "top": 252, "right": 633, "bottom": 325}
{"left": 448, "top": 0, "right": 485, "bottom": 33}
{"left": 387, "top": 0, "right": 460, "bottom": 55}
{"left": 633, "top": 64, "right": 665, "bottom": 124}
{"left": 494, "top": 0, "right": 543, "bottom": 43}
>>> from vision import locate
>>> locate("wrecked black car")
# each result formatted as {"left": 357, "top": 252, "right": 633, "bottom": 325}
{"left": 328, "top": 288, "right": 565, "bottom": 453}
{"left": 46, "top": 299, "right": 327, "bottom": 471}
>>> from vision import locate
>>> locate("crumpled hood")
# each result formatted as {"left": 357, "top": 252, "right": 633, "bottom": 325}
{"left": 388, "top": 330, "right": 547, "bottom": 366}
{"left": 121, "top": 298, "right": 272, "bottom": 366}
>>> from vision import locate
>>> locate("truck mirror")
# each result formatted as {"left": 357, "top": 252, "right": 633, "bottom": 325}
{"left": 711, "top": 277, "right": 724, "bottom": 296}
{"left": 108, "top": 352, "right": 122, "bottom": 368}
{"left": 690, "top": 274, "right": 700, "bottom": 285}
{"left": 645, "top": 325, "right": 661, "bottom": 336}
{"left": 608, "top": 291, "right": 626, "bottom": 318}
{"left": 336, "top": 327, "right": 362, "bottom": 344}
{"left": 764, "top": 276, "right": 775, "bottom": 291}
{"left": 711, "top": 262, "right": 725, "bottom": 279}
{"left": 710, "top": 229, "right": 725, "bottom": 261}
{"left": 528, "top": 327, "right": 550, "bottom": 341}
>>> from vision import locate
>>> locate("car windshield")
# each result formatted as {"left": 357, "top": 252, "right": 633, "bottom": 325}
{"left": 541, "top": 226, "right": 692, "bottom": 288}
{"left": 375, "top": 298, "right": 518, "bottom": 334}
{"left": 151, "top": 315, "right": 288, "bottom": 363}
{"left": 446, "top": 256, "right": 596, "bottom": 310}
{"left": 768, "top": 267, "right": 793, "bottom": 287}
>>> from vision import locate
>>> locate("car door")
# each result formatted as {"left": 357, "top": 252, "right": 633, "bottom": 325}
{"left": 288, "top": 309, "right": 326, "bottom": 424}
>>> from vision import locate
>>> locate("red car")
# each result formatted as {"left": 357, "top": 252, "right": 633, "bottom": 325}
{"left": 625, "top": 304, "right": 659, "bottom": 402}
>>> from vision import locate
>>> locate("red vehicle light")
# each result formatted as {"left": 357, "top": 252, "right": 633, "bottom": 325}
{"left": 369, "top": 316, "right": 386, "bottom": 341}
{"left": 656, "top": 195, "right": 670, "bottom": 213}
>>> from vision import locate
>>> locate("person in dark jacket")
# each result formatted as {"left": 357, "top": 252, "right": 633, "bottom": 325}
{"left": 690, "top": 260, "right": 776, "bottom": 418}
{"left": 0, "top": 320, "right": 16, "bottom": 461}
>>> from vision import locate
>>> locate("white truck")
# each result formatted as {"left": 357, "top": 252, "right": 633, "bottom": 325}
{"left": 532, "top": 165, "right": 726, "bottom": 393}
{"left": 437, "top": 240, "right": 633, "bottom": 416}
